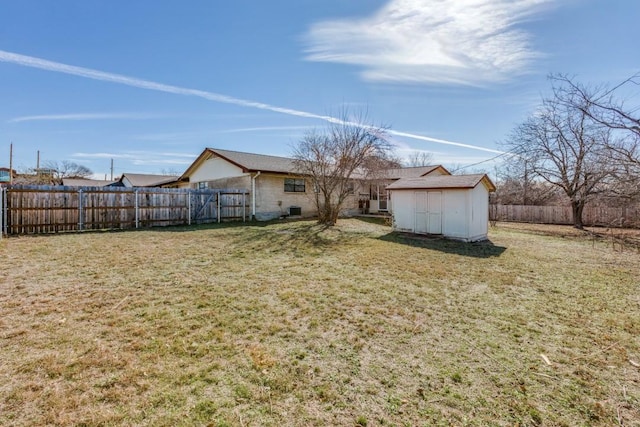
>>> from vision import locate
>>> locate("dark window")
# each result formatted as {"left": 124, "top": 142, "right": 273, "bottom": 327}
{"left": 284, "top": 178, "right": 306, "bottom": 193}
{"left": 347, "top": 181, "right": 355, "bottom": 194}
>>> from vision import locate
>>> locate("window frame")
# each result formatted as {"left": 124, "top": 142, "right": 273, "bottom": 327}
{"left": 284, "top": 178, "right": 306, "bottom": 193}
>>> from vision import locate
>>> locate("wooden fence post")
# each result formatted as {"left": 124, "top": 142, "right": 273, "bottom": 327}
{"left": 0, "top": 187, "right": 4, "bottom": 239}
{"left": 78, "top": 189, "right": 84, "bottom": 231}
{"left": 135, "top": 189, "right": 140, "bottom": 229}
{"left": 217, "top": 192, "right": 221, "bottom": 223}
{"left": 187, "top": 191, "right": 192, "bottom": 226}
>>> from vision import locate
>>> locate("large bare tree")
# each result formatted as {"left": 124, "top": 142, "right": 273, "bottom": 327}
{"left": 503, "top": 84, "right": 614, "bottom": 228}
{"left": 552, "top": 73, "right": 640, "bottom": 200}
{"left": 552, "top": 73, "right": 640, "bottom": 137}
{"left": 292, "top": 114, "right": 392, "bottom": 226}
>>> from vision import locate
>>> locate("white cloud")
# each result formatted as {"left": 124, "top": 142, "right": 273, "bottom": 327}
{"left": 218, "top": 125, "right": 313, "bottom": 133}
{"left": 71, "top": 151, "right": 196, "bottom": 169}
{"left": 388, "top": 129, "right": 502, "bottom": 153}
{"left": 130, "top": 159, "right": 193, "bottom": 166}
{"left": 304, "top": 0, "right": 553, "bottom": 85}
{"left": 8, "top": 112, "right": 169, "bottom": 123}
{"left": 0, "top": 48, "right": 501, "bottom": 153}
{"left": 72, "top": 152, "right": 138, "bottom": 159}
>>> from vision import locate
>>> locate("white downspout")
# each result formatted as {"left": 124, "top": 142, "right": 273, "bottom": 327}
{"left": 251, "top": 171, "right": 261, "bottom": 220}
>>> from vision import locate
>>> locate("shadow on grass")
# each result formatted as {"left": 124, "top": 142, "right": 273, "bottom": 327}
{"left": 151, "top": 220, "right": 270, "bottom": 232}
{"left": 228, "top": 221, "right": 349, "bottom": 254}
{"left": 378, "top": 232, "right": 507, "bottom": 258}
{"left": 352, "top": 216, "right": 389, "bottom": 226}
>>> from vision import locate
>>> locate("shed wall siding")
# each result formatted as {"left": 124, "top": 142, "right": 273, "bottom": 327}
{"left": 442, "top": 190, "right": 468, "bottom": 239}
{"left": 391, "top": 186, "right": 490, "bottom": 241}
{"left": 390, "top": 191, "right": 415, "bottom": 232}
{"left": 469, "top": 184, "right": 489, "bottom": 240}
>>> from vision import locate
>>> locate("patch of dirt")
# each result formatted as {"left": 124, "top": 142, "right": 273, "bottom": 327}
{"left": 494, "top": 221, "right": 640, "bottom": 250}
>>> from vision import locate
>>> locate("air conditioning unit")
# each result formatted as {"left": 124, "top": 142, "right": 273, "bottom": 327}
{"left": 289, "top": 206, "right": 302, "bottom": 216}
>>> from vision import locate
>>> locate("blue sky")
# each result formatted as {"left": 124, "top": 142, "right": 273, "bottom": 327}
{"left": 1, "top": 0, "right": 639, "bottom": 179}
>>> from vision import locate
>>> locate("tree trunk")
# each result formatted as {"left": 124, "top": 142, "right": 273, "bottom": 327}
{"left": 316, "top": 194, "right": 336, "bottom": 225}
{"left": 571, "top": 200, "right": 585, "bottom": 229}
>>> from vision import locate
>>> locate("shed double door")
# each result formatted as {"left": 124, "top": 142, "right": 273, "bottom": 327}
{"left": 415, "top": 191, "right": 442, "bottom": 234}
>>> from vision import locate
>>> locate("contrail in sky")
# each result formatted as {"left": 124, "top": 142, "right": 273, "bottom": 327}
{"left": 0, "top": 49, "right": 503, "bottom": 154}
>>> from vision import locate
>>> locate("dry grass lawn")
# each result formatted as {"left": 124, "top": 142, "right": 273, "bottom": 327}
{"left": 1, "top": 219, "right": 639, "bottom": 426}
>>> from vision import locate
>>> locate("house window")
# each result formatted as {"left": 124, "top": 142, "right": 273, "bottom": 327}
{"left": 197, "top": 182, "right": 208, "bottom": 190}
{"left": 284, "top": 178, "right": 305, "bottom": 193}
{"left": 347, "top": 181, "right": 356, "bottom": 194}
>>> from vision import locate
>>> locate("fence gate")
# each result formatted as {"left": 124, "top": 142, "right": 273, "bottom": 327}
{"left": 189, "top": 190, "right": 248, "bottom": 224}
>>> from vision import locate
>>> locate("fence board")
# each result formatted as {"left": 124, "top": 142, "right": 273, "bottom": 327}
{"left": 1, "top": 185, "right": 249, "bottom": 235}
{"left": 491, "top": 204, "right": 640, "bottom": 228}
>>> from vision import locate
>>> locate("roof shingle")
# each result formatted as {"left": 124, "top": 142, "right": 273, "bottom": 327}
{"left": 386, "top": 174, "right": 496, "bottom": 191}
{"left": 210, "top": 148, "right": 299, "bottom": 174}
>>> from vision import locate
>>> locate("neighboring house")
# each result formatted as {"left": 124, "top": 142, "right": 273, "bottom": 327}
{"left": 387, "top": 174, "right": 496, "bottom": 242}
{"left": 110, "top": 173, "right": 180, "bottom": 188}
{"left": 174, "top": 147, "right": 453, "bottom": 221}
{"left": 364, "top": 165, "right": 450, "bottom": 214}
{"left": 61, "top": 178, "right": 117, "bottom": 187}
{"left": 0, "top": 167, "right": 15, "bottom": 184}
{"left": 3, "top": 169, "right": 56, "bottom": 185}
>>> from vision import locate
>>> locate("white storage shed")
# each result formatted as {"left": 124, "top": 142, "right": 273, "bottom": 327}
{"left": 387, "top": 174, "right": 496, "bottom": 242}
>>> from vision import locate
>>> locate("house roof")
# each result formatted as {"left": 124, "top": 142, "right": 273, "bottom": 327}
{"left": 120, "top": 173, "right": 180, "bottom": 187}
{"left": 180, "top": 148, "right": 299, "bottom": 180}
{"left": 180, "top": 147, "right": 451, "bottom": 182}
{"left": 386, "top": 174, "right": 496, "bottom": 192}
{"left": 383, "top": 165, "right": 450, "bottom": 179}
{"left": 61, "top": 178, "right": 117, "bottom": 187}
{"left": 211, "top": 148, "right": 299, "bottom": 173}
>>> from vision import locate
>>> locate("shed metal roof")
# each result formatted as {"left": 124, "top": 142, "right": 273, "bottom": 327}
{"left": 386, "top": 174, "right": 496, "bottom": 192}
{"left": 383, "top": 165, "right": 449, "bottom": 179}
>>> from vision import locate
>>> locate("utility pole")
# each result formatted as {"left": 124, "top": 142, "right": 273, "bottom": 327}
{"left": 110, "top": 158, "right": 114, "bottom": 181}
{"left": 37, "top": 150, "right": 40, "bottom": 170}
{"left": 9, "top": 143, "right": 13, "bottom": 184}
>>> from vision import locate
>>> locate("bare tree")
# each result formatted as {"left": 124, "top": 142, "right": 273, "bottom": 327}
{"left": 552, "top": 73, "right": 640, "bottom": 137}
{"left": 495, "top": 156, "right": 559, "bottom": 205}
{"left": 160, "top": 168, "right": 181, "bottom": 176}
{"left": 503, "top": 85, "right": 613, "bottom": 228}
{"left": 405, "top": 151, "right": 434, "bottom": 167}
{"left": 292, "top": 113, "right": 392, "bottom": 225}
{"left": 43, "top": 160, "right": 93, "bottom": 184}
{"left": 552, "top": 73, "right": 640, "bottom": 199}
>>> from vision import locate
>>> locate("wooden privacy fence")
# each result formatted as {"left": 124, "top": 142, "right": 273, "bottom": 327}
{"left": 0, "top": 185, "right": 249, "bottom": 236}
{"left": 491, "top": 204, "right": 640, "bottom": 228}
